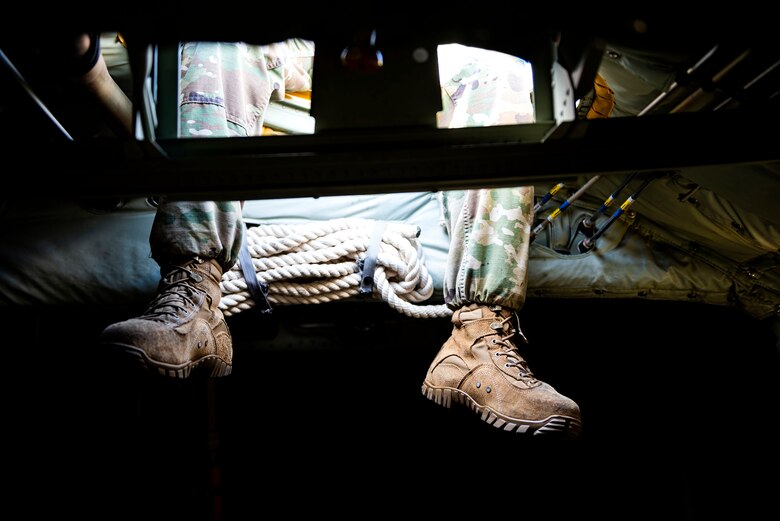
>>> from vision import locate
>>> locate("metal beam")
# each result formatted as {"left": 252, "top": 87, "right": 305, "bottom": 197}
{"left": 9, "top": 107, "right": 778, "bottom": 201}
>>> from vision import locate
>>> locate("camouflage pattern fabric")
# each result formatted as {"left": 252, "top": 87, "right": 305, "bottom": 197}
{"left": 436, "top": 43, "right": 535, "bottom": 129}
{"left": 152, "top": 40, "right": 536, "bottom": 310}
{"left": 150, "top": 199, "right": 245, "bottom": 273}
{"left": 150, "top": 40, "right": 315, "bottom": 271}
{"left": 437, "top": 44, "right": 535, "bottom": 311}
{"left": 438, "top": 188, "right": 534, "bottom": 312}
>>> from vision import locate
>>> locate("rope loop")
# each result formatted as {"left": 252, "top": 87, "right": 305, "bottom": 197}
{"left": 220, "top": 218, "right": 452, "bottom": 319}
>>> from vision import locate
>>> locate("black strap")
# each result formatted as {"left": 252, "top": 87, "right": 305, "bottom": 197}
{"left": 239, "top": 225, "right": 272, "bottom": 314}
{"left": 68, "top": 32, "right": 102, "bottom": 77}
{"left": 359, "top": 220, "right": 387, "bottom": 296}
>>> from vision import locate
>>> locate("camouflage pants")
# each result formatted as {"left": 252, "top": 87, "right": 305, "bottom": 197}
{"left": 150, "top": 40, "right": 314, "bottom": 272}
{"left": 151, "top": 189, "right": 533, "bottom": 311}
{"left": 151, "top": 40, "right": 533, "bottom": 311}
{"left": 150, "top": 199, "right": 244, "bottom": 274}
{"left": 438, "top": 188, "right": 533, "bottom": 311}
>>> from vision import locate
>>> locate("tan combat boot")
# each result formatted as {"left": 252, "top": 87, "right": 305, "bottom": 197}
{"left": 101, "top": 257, "right": 232, "bottom": 378}
{"left": 422, "top": 303, "right": 582, "bottom": 437}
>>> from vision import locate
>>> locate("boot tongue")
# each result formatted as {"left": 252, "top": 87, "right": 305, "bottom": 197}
{"left": 459, "top": 309, "right": 485, "bottom": 322}
{"left": 166, "top": 268, "right": 193, "bottom": 284}
{"left": 142, "top": 269, "right": 201, "bottom": 321}
{"left": 163, "top": 261, "right": 202, "bottom": 283}
{"left": 459, "top": 303, "right": 507, "bottom": 321}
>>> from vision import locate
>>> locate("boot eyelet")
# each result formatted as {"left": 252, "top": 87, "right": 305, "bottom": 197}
{"left": 476, "top": 382, "right": 481, "bottom": 388}
{"left": 486, "top": 386, "right": 491, "bottom": 393}
{"left": 494, "top": 351, "right": 500, "bottom": 356}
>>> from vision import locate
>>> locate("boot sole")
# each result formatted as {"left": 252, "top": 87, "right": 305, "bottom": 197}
{"left": 104, "top": 342, "right": 232, "bottom": 379}
{"left": 421, "top": 382, "right": 582, "bottom": 438}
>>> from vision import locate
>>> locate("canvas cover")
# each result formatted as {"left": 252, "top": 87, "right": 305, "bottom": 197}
{"left": 0, "top": 33, "right": 777, "bottom": 324}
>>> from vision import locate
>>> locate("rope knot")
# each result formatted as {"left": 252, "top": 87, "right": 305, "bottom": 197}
{"left": 219, "top": 218, "right": 452, "bottom": 319}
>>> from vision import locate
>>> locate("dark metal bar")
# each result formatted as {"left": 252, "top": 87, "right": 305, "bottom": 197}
{"left": 0, "top": 48, "right": 73, "bottom": 142}
{"left": 10, "top": 105, "right": 778, "bottom": 201}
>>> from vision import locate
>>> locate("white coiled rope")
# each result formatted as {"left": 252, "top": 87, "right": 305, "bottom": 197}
{"left": 219, "top": 218, "right": 452, "bottom": 319}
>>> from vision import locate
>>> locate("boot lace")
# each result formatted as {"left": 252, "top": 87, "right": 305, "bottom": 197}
{"left": 139, "top": 263, "right": 204, "bottom": 323}
{"left": 490, "top": 312, "right": 537, "bottom": 383}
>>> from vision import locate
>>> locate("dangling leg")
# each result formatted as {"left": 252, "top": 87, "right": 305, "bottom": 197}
{"left": 422, "top": 187, "right": 582, "bottom": 436}
{"left": 100, "top": 41, "right": 257, "bottom": 378}
{"left": 101, "top": 200, "right": 243, "bottom": 378}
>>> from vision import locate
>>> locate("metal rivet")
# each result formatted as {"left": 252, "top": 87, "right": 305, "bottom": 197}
{"left": 486, "top": 386, "right": 492, "bottom": 393}
{"left": 197, "top": 341, "right": 202, "bottom": 348}
{"left": 476, "top": 382, "right": 481, "bottom": 388}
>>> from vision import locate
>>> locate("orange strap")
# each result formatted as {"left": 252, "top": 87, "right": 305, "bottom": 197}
{"left": 586, "top": 73, "right": 615, "bottom": 119}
